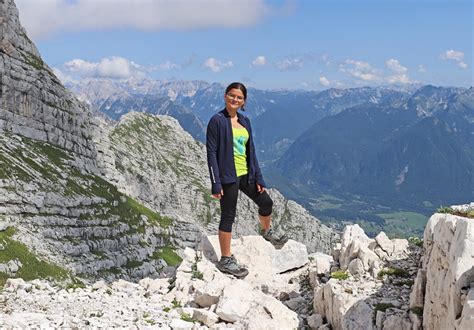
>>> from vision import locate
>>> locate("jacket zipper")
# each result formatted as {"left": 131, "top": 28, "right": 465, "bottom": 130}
{"left": 210, "top": 166, "right": 216, "bottom": 184}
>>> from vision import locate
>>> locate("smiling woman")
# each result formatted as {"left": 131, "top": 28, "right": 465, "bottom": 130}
{"left": 205, "top": 82, "right": 288, "bottom": 279}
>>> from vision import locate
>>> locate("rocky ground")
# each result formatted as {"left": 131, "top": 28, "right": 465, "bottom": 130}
{"left": 2, "top": 203, "right": 473, "bottom": 329}
{"left": 0, "top": 230, "right": 422, "bottom": 330}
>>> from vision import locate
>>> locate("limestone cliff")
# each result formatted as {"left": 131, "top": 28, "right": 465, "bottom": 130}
{"left": 410, "top": 203, "right": 474, "bottom": 329}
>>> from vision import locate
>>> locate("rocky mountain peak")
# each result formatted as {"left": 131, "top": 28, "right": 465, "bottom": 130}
{"left": 1, "top": 0, "right": 98, "bottom": 167}
{"left": 0, "top": 0, "right": 40, "bottom": 58}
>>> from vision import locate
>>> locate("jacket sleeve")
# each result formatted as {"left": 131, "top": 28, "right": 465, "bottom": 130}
{"left": 206, "top": 117, "right": 222, "bottom": 194}
{"left": 247, "top": 119, "right": 266, "bottom": 188}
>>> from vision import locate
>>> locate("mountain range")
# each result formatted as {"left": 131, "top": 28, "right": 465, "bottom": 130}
{"left": 68, "top": 77, "right": 473, "bottom": 236}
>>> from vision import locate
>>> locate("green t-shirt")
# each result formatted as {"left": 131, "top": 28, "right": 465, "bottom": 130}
{"left": 232, "top": 127, "right": 249, "bottom": 177}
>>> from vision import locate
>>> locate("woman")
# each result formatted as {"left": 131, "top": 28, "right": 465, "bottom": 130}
{"left": 206, "top": 82, "right": 288, "bottom": 279}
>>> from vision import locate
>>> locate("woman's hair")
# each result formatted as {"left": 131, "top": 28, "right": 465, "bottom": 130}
{"left": 225, "top": 82, "right": 247, "bottom": 111}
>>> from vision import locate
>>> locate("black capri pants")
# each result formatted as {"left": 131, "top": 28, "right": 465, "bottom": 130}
{"left": 219, "top": 174, "right": 273, "bottom": 232}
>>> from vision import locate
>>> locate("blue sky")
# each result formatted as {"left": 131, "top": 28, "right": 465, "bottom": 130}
{"left": 17, "top": 0, "right": 472, "bottom": 90}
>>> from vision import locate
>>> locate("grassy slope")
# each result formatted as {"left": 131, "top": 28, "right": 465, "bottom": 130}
{"left": 0, "top": 132, "right": 180, "bottom": 283}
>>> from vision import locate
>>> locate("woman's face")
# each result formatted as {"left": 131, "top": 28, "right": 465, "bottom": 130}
{"left": 225, "top": 88, "right": 245, "bottom": 111}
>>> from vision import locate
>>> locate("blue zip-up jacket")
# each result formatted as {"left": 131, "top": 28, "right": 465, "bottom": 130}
{"left": 206, "top": 109, "right": 266, "bottom": 194}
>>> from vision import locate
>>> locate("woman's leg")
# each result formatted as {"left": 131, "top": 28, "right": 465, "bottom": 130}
{"left": 218, "top": 231, "right": 232, "bottom": 257}
{"left": 218, "top": 181, "right": 240, "bottom": 257}
{"left": 238, "top": 176, "right": 274, "bottom": 229}
{"left": 217, "top": 179, "right": 249, "bottom": 278}
{"left": 239, "top": 177, "right": 288, "bottom": 247}
{"left": 259, "top": 214, "right": 271, "bottom": 231}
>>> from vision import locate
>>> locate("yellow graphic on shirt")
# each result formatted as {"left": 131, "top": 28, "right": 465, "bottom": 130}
{"left": 232, "top": 127, "right": 249, "bottom": 177}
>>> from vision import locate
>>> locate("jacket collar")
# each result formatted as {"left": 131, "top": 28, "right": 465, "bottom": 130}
{"left": 221, "top": 108, "right": 248, "bottom": 129}
{"left": 220, "top": 108, "right": 244, "bottom": 120}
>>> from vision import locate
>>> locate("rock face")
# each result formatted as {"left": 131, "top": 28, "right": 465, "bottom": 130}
{"left": 411, "top": 204, "right": 474, "bottom": 329}
{"left": 314, "top": 224, "right": 419, "bottom": 330}
{"left": 0, "top": 0, "right": 98, "bottom": 167}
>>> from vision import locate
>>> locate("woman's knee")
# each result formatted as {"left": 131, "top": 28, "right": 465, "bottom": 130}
{"left": 258, "top": 195, "right": 273, "bottom": 216}
{"left": 219, "top": 210, "right": 236, "bottom": 232}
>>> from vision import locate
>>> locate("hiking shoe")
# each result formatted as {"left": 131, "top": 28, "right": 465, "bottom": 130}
{"left": 217, "top": 255, "right": 249, "bottom": 279}
{"left": 262, "top": 228, "right": 289, "bottom": 249}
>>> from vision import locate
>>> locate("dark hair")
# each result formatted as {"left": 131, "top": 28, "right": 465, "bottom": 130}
{"left": 225, "top": 82, "right": 247, "bottom": 111}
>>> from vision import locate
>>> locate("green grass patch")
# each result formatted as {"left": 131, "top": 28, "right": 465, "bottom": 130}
{"left": 437, "top": 206, "right": 474, "bottom": 219}
{"left": 20, "top": 51, "right": 45, "bottom": 71}
{"left": 408, "top": 237, "right": 423, "bottom": 247}
{"left": 410, "top": 306, "right": 423, "bottom": 316}
{"left": 375, "top": 211, "right": 428, "bottom": 238}
{"left": 378, "top": 267, "right": 410, "bottom": 278}
{"left": 331, "top": 270, "right": 349, "bottom": 280}
{"left": 124, "top": 196, "right": 173, "bottom": 228}
{"left": 91, "top": 251, "right": 108, "bottom": 260}
{"left": 97, "top": 267, "right": 122, "bottom": 276}
{"left": 66, "top": 278, "right": 86, "bottom": 290}
{"left": 125, "top": 260, "right": 143, "bottom": 269}
{"left": 180, "top": 313, "right": 196, "bottom": 323}
{"left": 171, "top": 298, "right": 182, "bottom": 308}
{"left": 152, "top": 246, "right": 182, "bottom": 266}
{"left": 0, "top": 227, "right": 70, "bottom": 287}
{"left": 374, "top": 303, "right": 394, "bottom": 312}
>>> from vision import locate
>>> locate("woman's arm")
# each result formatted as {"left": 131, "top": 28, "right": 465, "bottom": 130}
{"left": 206, "top": 117, "right": 223, "bottom": 195}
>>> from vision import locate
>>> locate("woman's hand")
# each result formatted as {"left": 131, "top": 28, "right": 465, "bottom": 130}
{"left": 257, "top": 184, "right": 265, "bottom": 194}
{"left": 212, "top": 189, "right": 224, "bottom": 199}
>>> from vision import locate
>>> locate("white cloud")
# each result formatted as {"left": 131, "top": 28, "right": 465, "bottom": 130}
{"left": 441, "top": 49, "right": 468, "bottom": 69}
{"left": 418, "top": 64, "right": 426, "bottom": 73}
{"left": 16, "top": 0, "right": 274, "bottom": 40}
{"left": 251, "top": 56, "right": 267, "bottom": 67}
{"left": 62, "top": 56, "right": 144, "bottom": 79}
{"left": 159, "top": 61, "right": 181, "bottom": 70}
{"left": 339, "top": 58, "right": 416, "bottom": 85}
{"left": 385, "top": 59, "right": 414, "bottom": 84}
{"left": 203, "top": 57, "right": 234, "bottom": 73}
{"left": 443, "top": 50, "right": 465, "bottom": 61}
{"left": 386, "top": 59, "right": 408, "bottom": 74}
{"left": 319, "top": 76, "right": 330, "bottom": 86}
{"left": 320, "top": 53, "right": 331, "bottom": 66}
{"left": 52, "top": 67, "right": 76, "bottom": 84}
{"left": 275, "top": 57, "right": 304, "bottom": 70}
{"left": 64, "top": 59, "right": 97, "bottom": 74}
{"left": 97, "top": 57, "right": 133, "bottom": 79}
{"left": 339, "top": 59, "right": 382, "bottom": 82}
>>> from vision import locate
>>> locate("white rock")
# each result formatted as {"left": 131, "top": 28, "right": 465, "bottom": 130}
{"left": 422, "top": 213, "right": 474, "bottom": 330}
{"left": 339, "top": 225, "right": 372, "bottom": 269}
{"left": 201, "top": 235, "right": 308, "bottom": 274}
{"left": 347, "top": 258, "right": 364, "bottom": 276}
{"left": 391, "top": 239, "right": 409, "bottom": 257}
{"left": 307, "top": 313, "right": 323, "bottom": 329}
{"left": 309, "top": 252, "right": 333, "bottom": 275}
{"left": 455, "top": 287, "right": 474, "bottom": 329}
{"left": 169, "top": 318, "right": 194, "bottom": 330}
{"left": 193, "top": 309, "right": 219, "bottom": 327}
{"left": 4, "top": 278, "right": 29, "bottom": 292}
{"left": 409, "top": 269, "right": 425, "bottom": 309}
{"left": 92, "top": 280, "right": 107, "bottom": 290}
{"left": 375, "top": 232, "right": 394, "bottom": 255}
{"left": 375, "top": 310, "right": 385, "bottom": 328}
{"left": 382, "top": 314, "right": 412, "bottom": 330}
{"left": 216, "top": 282, "right": 252, "bottom": 323}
